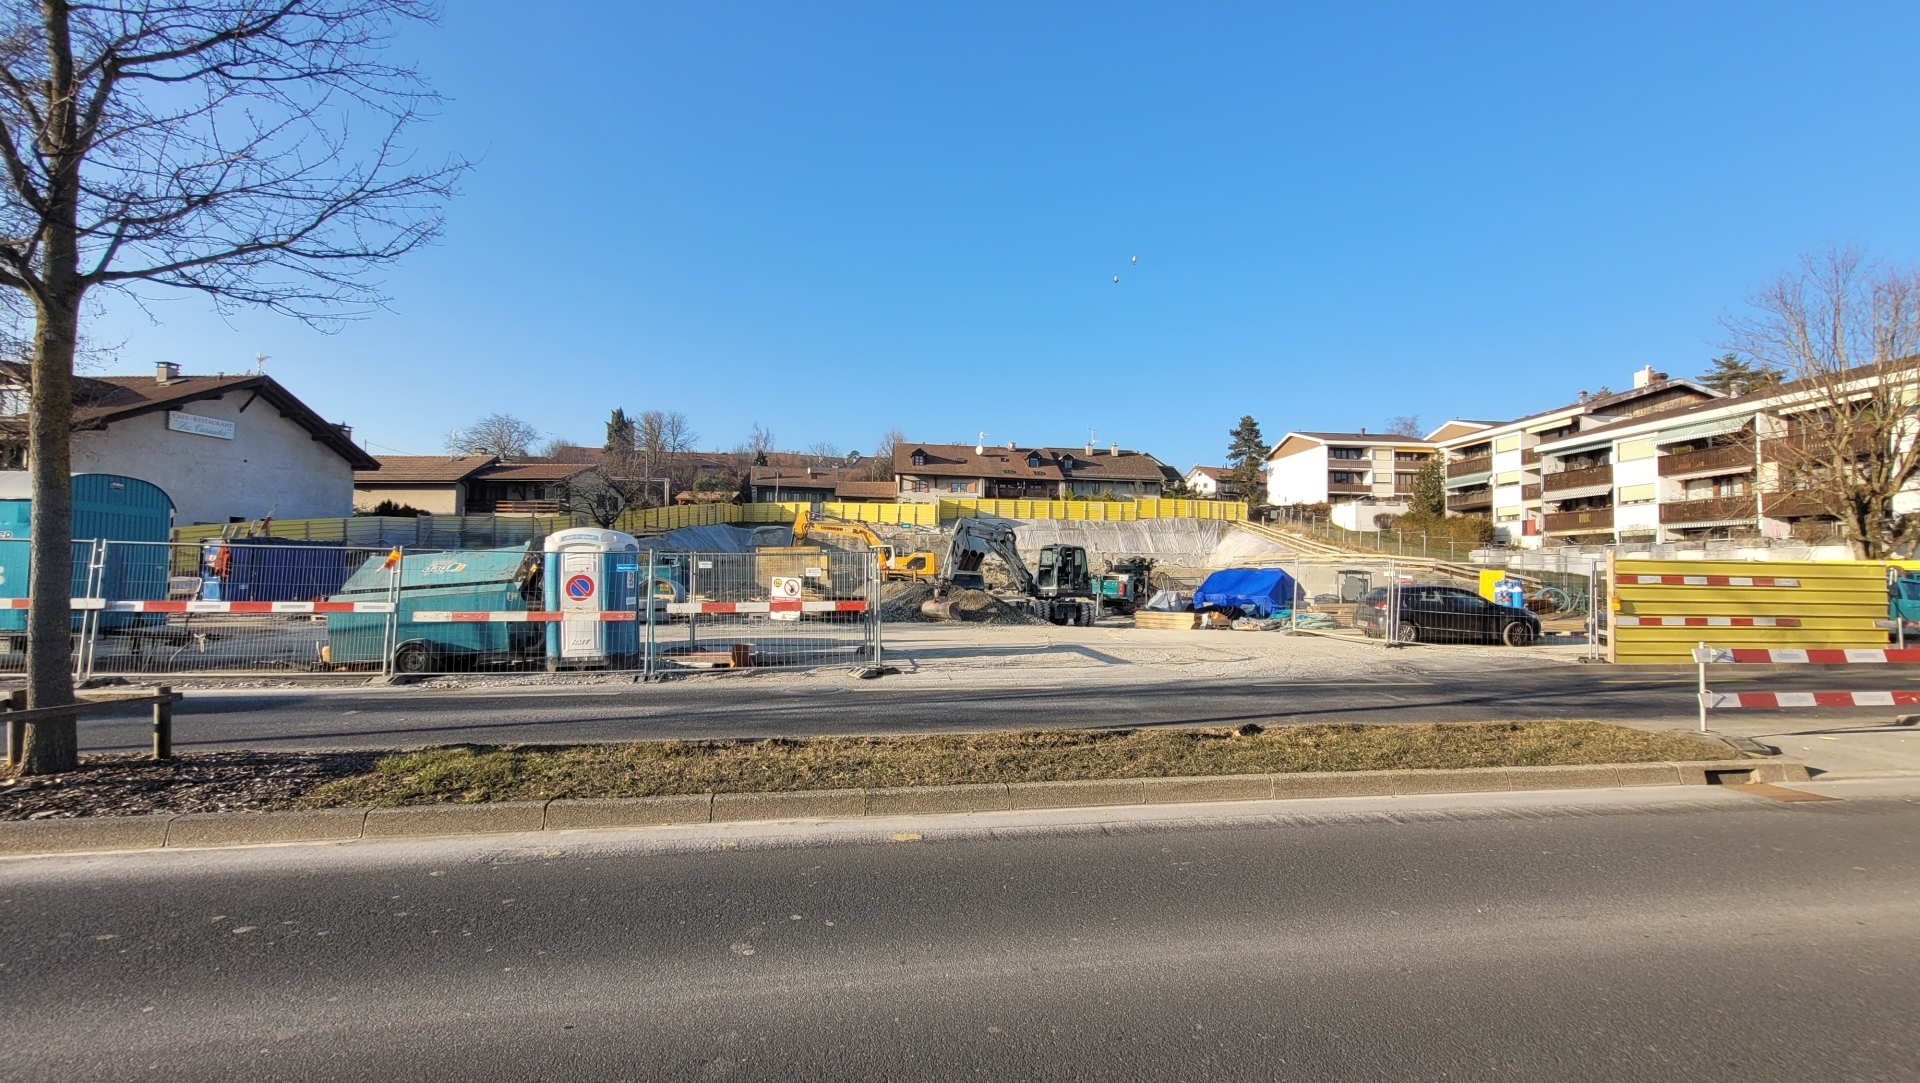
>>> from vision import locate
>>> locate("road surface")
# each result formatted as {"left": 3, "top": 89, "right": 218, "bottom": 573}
{"left": 2, "top": 782, "right": 1914, "bottom": 1081}
{"left": 66, "top": 663, "right": 1920, "bottom": 753}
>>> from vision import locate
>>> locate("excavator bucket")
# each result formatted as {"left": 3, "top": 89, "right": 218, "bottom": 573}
{"left": 920, "top": 598, "right": 960, "bottom": 620}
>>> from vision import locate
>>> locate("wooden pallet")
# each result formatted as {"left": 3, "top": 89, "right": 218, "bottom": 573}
{"left": 1132, "top": 610, "right": 1201, "bottom": 630}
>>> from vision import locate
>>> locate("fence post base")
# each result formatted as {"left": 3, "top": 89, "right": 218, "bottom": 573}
{"left": 153, "top": 686, "right": 173, "bottom": 761}
{"left": 5, "top": 689, "right": 22, "bottom": 767}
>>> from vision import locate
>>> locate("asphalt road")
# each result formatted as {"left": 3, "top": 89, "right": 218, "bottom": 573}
{"left": 2, "top": 787, "right": 1915, "bottom": 1081}
{"left": 68, "top": 663, "right": 1920, "bottom": 752}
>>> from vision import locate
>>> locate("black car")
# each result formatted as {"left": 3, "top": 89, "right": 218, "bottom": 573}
{"left": 1355, "top": 585, "right": 1541, "bottom": 646}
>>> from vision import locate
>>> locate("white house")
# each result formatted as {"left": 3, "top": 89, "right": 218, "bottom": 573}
{"left": 1184, "top": 465, "right": 1230, "bottom": 497}
{"left": 1262, "top": 429, "right": 1448, "bottom": 529}
{"left": 0, "top": 362, "right": 377, "bottom": 526}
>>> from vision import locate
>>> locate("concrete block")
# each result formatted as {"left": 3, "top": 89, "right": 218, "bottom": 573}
{"left": 864, "top": 784, "right": 1010, "bottom": 816}
{"left": 1142, "top": 774, "right": 1272, "bottom": 805}
{"left": 543, "top": 795, "right": 712, "bottom": 830}
{"left": 710, "top": 789, "right": 866, "bottom": 823}
{"left": 1389, "top": 767, "right": 1513, "bottom": 795}
{"left": 1503, "top": 765, "right": 1623, "bottom": 792}
{"left": 166, "top": 808, "right": 367, "bottom": 848}
{"left": 1670, "top": 760, "right": 1760, "bottom": 786}
{"left": 1752, "top": 760, "right": 1812, "bottom": 783}
{"left": 362, "top": 802, "right": 548, "bottom": 838}
{"left": 1269, "top": 770, "right": 1398, "bottom": 800}
{"left": 0, "top": 815, "right": 173, "bottom": 856}
{"left": 1615, "top": 762, "right": 1684, "bottom": 787}
{"left": 1007, "top": 779, "right": 1150, "bottom": 810}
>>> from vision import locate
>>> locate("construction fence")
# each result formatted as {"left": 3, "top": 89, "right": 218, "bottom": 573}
{"left": 170, "top": 498, "right": 1251, "bottom": 547}
{"left": 17, "top": 539, "right": 881, "bottom": 679}
{"left": 1269, "top": 557, "right": 1594, "bottom": 651}
{"left": 1606, "top": 556, "right": 1888, "bottom": 664}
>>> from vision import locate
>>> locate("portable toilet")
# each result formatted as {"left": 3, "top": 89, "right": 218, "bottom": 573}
{"left": 543, "top": 528, "right": 641, "bottom": 669}
{"left": 0, "top": 472, "right": 174, "bottom": 636}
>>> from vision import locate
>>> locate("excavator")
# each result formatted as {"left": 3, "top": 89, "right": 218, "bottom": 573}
{"left": 789, "top": 508, "right": 941, "bottom": 581}
{"left": 920, "top": 518, "right": 1101, "bottom": 625}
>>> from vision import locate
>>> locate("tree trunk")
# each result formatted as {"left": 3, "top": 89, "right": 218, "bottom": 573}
{"left": 19, "top": 0, "right": 82, "bottom": 775}
{"left": 21, "top": 291, "right": 79, "bottom": 774}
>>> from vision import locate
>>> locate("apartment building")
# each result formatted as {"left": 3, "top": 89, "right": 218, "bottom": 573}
{"left": 1437, "top": 367, "right": 1720, "bottom": 547}
{"left": 1263, "top": 430, "right": 1446, "bottom": 528}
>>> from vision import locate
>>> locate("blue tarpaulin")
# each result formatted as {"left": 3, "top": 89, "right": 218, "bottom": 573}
{"left": 1192, "top": 568, "right": 1300, "bottom": 619}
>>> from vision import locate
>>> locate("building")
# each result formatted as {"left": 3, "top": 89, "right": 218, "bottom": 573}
{"left": 892, "top": 441, "right": 1175, "bottom": 503}
{"left": 354, "top": 455, "right": 599, "bottom": 516}
{"left": 1184, "top": 465, "right": 1231, "bottom": 498}
{"left": 1262, "top": 430, "right": 1442, "bottom": 529}
{"left": 751, "top": 465, "right": 860, "bottom": 503}
{"left": 1437, "top": 367, "right": 1721, "bottom": 547}
{"left": 0, "top": 361, "right": 375, "bottom": 525}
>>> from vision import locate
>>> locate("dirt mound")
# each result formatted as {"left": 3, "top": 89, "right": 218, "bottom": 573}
{"left": 878, "top": 581, "right": 1045, "bottom": 624}
{"left": 880, "top": 581, "right": 935, "bottom": 621}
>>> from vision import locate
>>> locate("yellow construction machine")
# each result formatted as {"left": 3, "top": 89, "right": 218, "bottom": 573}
{"left": 790, "top": 508, "right": 940, "bottom": 581}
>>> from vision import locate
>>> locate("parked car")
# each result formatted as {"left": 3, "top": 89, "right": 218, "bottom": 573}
{"left": 1355, "top": 585, "right": 1541, "bottom": 646}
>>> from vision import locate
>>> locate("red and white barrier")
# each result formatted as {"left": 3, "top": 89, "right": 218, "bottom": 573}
{"left": 1692, "top": 641, "right": 1920, "bottom": 729}
{"left": 665, "top": 601, "right": 868, "bottom": 615}
{"left": 411, "top": 611, "right": 636, "bottom": 623}
{"left": 103, "top": 600, "right": 395, "bottom": 614}
{"left": 1616, "top": 574, "right": 1800, "bottom": 587}
{"left": 1613, "top": 616, "right": 1799, "bottom": 628}
{"left": 0, "top": 598, "right": 107, "bottom": 611}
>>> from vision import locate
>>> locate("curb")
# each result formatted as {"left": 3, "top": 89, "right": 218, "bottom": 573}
{"left": 0, "top": 759, "right": 1809, "bottom": 858}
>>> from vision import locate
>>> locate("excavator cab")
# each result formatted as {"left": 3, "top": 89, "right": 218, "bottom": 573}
{"left": 1034, "top": 545, "right": 1091, "bottom": 598}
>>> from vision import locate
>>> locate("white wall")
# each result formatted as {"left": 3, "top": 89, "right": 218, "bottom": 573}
{"left": 1265, "top": 447, "right": 1328, "bottom": 504}
{"left": 1186, "top": 471, "right": 1220, "bottom": 496}
{"left": 72, "top": 397, "right": 355, "bottom": 525}
{"left": 1333, "top": 501, "right": 1407, "bottom": 530}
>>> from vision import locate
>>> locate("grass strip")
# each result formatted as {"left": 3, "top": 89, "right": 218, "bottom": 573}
{"left": 304, "top": 721, "right": 1737, "bottom": 808}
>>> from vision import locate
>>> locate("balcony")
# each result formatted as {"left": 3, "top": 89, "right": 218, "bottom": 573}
{"left": 1447, "top": 455, "right": 1492, "bottom": 479}
{"left": 1543, "top": 507, "right": 1613, "bottom": 534}
{"left": 1521, "top": 448, "right": 1540, "bottom": 466}
{"left": 1542, "top": 464, "right": 1613, "bottom": 493}
{"left": 1660, "top": 495, "right": 1756, "bottom": 525}
{"left": 1758, "top": 491, "right": 1831, "bottom": 519}
{"left": 1659, "top": 444, "right": 1751, "bottom": 478}
{"left": 1447, "top": 489, "right": 1492, "bottom": 512}
{"left": 1328, "top": 481, "right": 1371, "bottom": 494}
{"left": 1521, "top": 484, "right": 1542, "bottom": 501}
{"left": 478, "top": 499, "right": 561, "bottom": 515}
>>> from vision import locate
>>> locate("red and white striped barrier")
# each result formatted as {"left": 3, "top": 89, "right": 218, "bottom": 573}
{"left": 1693, "top": 641, "right": 1920, "bottom": 728}
{"left": 665, "top": 601, "right": 868, "bottom": 615}
{"left": 102, "top": 600, "right": 395, "bottom": 614}
{"left": 1705, "top": 690, "right": 1920, "bottom": 709}
{"left": 0, "top": 598, "right": 107, "bottom": 611}
{"left": 411, "top": 611, "right": 636, "bottom": 623}
{"left": 1617, "top": 574, "right": 1800, "bottom": 587}
{"left": 1614, "top": 616, "right": 1800, "bottom": 628}
{"left": 1694, "top": 647, "right": 1920, "bottom": 665}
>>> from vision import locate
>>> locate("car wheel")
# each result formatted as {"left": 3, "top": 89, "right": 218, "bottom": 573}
{"left": 1502, "top": 621, "right": 1537, "bottom": 647}
{"left": 393, "top": 642, "right": 433, "bottom": 674}
{"left": 1395, "top": 620, "right": 1419, "bottom": 644}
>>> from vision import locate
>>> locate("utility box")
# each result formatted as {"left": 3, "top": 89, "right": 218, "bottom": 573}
{"left": 543, "top": 528, "right": 640, "bottom": 669}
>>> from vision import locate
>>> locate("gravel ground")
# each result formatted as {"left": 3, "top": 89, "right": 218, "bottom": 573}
{"left": 0, "top": 750, "right": 381, "bottom": 820}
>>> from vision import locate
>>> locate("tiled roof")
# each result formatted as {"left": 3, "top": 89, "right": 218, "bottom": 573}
{"left": 472, "top": 462, "right": 598, "bottom": 483}
{"left": 895, "top": 442, "right": 1169, "bottom": 482}
{"left": 357, "top": 454, "right": 496, "bottom": 484}
{"left": 834, "top": 480, "right": 900, "bottom": 500}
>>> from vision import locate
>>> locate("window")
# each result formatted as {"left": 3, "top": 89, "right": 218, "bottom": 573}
{"left": 912, "top": 479, "right": 929, "bottom": 492}
{"left": 1329, "top": 471, "right": 1366, "bottom": 485}
{"left": 911, "top": 451, "right": 927, "bottom": 467}
{"left": 0, "top": 386, "right": 25, "bottom": 416}
{"left": 949, "top": 480, "right": 967, "bottom": 493}
{"left": 1329, "top": 447, "right": 1366, "bottom": 460}
{"left": 1618, "top": 483, "right": 1658, "bottom": 505}
{"left": 1394, "top": 451, "right": 1428, "bottom": 461}
{"left": 1027, "top": 454, "right": 1041, "bottom": 468}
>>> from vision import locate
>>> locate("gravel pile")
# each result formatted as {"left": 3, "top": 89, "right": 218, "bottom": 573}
{"left": 0, "top": 750, "right": 380, "bottom": 820}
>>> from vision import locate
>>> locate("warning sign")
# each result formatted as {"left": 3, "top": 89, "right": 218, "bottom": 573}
{"left": 771, "top": 576, "right": 802, "bottom": 599}
{"left": 565, "top": 574, "right": 595, "bottom": 601}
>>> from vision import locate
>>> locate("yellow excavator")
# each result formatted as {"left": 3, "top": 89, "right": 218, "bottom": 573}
{"left": 790, "top": 508, "right": 941, "bottom": 581}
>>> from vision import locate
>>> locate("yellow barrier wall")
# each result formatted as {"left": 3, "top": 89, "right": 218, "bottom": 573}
{"left": 936, "top": 498, "right": 1245, "bottom": 522}
{"left": 1608, "top": 555, "right": 1889, "bottom": 664}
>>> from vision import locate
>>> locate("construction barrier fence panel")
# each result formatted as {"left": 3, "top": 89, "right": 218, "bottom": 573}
{"left": 1607, "top": 556, "right": 1889, "bottom": 664}
{"left": 653, "top": 547, "right": 878, "bottom": 674}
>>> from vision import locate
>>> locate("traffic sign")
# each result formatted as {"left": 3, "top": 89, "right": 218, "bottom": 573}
{"left": 565, "top": 574, "right": 595, "bottom": 601}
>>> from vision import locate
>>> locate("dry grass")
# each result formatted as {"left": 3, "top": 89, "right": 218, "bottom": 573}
{"left": 304, "top": 721, "right": 1738, "bottom": 808}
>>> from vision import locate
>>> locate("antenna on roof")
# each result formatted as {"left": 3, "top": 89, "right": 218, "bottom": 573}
{"left": 254, "top": 353, "right": 269, "bottom": 374}
{"left": 976, "top": 431, "right": 988, "bottom": 455}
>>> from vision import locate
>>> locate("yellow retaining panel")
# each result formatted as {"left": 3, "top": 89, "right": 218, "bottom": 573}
{"left": 933, "top": 498, "right": 1245, "bottom": 522}
{"left": 1609, "top": 556, "right": 1888, "bottom": 664}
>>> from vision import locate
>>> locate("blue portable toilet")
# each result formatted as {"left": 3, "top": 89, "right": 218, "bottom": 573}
{"left": 543, "top": 528, "right": 640, "bottom": 669}
{"left": 0, "top": 472, "right": 174, "bottom": 635}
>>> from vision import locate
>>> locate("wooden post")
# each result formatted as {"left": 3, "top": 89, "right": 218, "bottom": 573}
{"left": 152, "top": 685, "right": 172, "bottom": 761}
{"left": 5, "top": 689, "right": 22, "bottom": 768}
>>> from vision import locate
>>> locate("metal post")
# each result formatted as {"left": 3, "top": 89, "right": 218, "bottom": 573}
{"left": 5, "top": 689, "right": 22, "bottom": 767}
{"left": 382, "top": 548, "right": 402, "bottom": 677}
{"left": 1697, "top": 641, "right": 1708, "bottom": 733}
{"left": 152, "top": 686, "right": 172, "bottom": 760}
{"left": 871, "top": 551, "right": 883, "bottom": 667}
{"left": 644, "top": 548, "right": 657, "bottom": 680}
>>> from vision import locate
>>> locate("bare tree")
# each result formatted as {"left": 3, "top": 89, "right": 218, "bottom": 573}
{"left": 1721, "top": 245, "right": 1920, "bottom": 558}
{"left": 554, "top": 468, "right": 625, "bottom": 528}
{"left": 864, "top": 426, "right": 903, "bottom": 480}
{"left": 634, "top": 409, "right": 696, "bottom": 501}
{"left": 0, "top": 2, "right": 461, "bottom": 774}
{"left": 447, "top": 413, "right": 539, "bottom": 460}
{"left": 1384, "top": 415, "right": 1422, "bottom": 437}
{"left": 801, "top": 440, "right": 841, "bottom": 468}
{"left": 745, "top": 421, "right": 774, "bottom": 466}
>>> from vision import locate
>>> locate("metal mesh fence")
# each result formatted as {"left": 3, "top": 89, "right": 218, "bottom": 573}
{"left": 651, "top": 546, "right": 879, "bottom": 674}
{"left": 0, "top": 541, "right": 100, "bottom": 675}
{"left": 1279, "top": 557, "right": 1562, "bottom": 647}
{"left": 85, "top": 541, "right": 398, "bottom": 677}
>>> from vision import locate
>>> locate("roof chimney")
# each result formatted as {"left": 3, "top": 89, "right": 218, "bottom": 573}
{"left": 1633, "top": 364, "right": 1658, "bottom": 389}
{"left": 1359, "top": 426, "right": 1367, "bottom": 435}
{"left": 1109, "top": 441, "right": 1119, "bottom": 455}
{"left": 155, "top": 362, "right": 180, "bottom": 385}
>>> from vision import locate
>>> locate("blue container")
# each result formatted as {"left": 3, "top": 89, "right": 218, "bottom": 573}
{"left": 0, "top": 473, "right": 174, "bottom": 633}
{"left": 200, "top": 537, "right": 353, "bottom": 603}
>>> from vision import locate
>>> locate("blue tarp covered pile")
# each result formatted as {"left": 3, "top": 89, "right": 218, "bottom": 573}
{"left": 1192, "top": 568, "right": 1300, "bottom": 619}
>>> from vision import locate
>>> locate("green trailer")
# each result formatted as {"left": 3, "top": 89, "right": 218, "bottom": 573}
{"left": 326, "top": 545, "right": 545, "bottom": 672}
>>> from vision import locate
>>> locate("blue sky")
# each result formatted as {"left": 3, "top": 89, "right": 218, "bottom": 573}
{"left": 88, "top": 2, "right": 1920, "bottom": 469}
